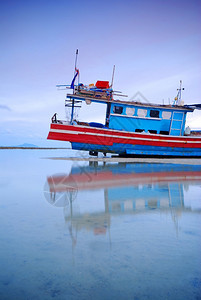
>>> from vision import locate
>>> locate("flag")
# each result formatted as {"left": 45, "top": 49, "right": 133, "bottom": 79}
{"left": 70, "top": 68, "right": 79, "bottom": 89}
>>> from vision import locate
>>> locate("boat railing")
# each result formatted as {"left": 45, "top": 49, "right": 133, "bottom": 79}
{"left": 51, "top": 113, "right": 70, "bottom": 125}
{"left": 190, "top": 130, "right": 201, "bottom": 136}
{"left": 51, "top": 113, "right": 108, "bottom": 129}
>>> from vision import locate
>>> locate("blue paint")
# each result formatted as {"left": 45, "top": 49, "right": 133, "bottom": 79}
{"left": 89, "top": 122, "right": 106, "bottom": 128}
{"left": 71, "top": 142, "right": 201, "bottom": 157}
{"left": 109, "top": 103, "right": 189, "bottom": 136}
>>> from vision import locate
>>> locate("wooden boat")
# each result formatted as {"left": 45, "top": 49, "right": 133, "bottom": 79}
{"left": 47, "top": 53, "right": 201, "bottom": 157}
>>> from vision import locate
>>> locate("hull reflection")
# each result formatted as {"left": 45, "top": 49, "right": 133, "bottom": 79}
{"left": 47, "top": 163, "right": 201, "bottom": 192}
{"left": 44, "top": 163, "right": 201, "bottom": 241}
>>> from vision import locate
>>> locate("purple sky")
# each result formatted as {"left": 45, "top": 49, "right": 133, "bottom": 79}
{"left": 0, "top": 0, "right": 201, "bottom": 146}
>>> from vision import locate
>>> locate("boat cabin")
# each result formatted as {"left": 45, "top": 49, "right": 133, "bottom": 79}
{"left": 108, "top": 102, "right": 192, "bottom": 136}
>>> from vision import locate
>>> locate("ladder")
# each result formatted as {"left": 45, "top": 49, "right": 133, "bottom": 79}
{"left": 169, "top": 111, "right": 184, "bottom": 136}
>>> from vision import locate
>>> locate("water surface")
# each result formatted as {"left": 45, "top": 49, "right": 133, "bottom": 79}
{"left": 0, "top": 150, "right": 201, "bottom": 299}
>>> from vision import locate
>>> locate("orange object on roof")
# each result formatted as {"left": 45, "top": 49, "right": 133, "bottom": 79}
{"left": 96, "top": 81, "right": 110, "bottom": 89}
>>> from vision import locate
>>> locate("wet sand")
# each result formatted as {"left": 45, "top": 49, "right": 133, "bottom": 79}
{"left": 44, "top": 156, "right": 201, "bottom": 165}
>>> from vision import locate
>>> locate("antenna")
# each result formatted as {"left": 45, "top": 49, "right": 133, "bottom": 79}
{"left": 110, "top": 65, "right": 115, "bottom": 88}
{"left": 174, "top": 80, "right": 185, "bottom": 105}
{"left": 177, "top": 80, "right": 185, "bottom": 103}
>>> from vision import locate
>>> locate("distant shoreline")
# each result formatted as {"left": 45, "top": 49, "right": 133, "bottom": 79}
{"left": 0, "top": 147, "right": 69, "bottom": 150}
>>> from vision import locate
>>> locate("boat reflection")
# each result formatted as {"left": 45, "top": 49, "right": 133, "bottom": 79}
{"left": 44, "top": 162, "right": 201, "bottom": 242}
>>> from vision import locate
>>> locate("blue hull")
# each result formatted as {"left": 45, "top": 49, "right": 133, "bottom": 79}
{"left": 71, "top": 142, "right": 201, "bottom": 157}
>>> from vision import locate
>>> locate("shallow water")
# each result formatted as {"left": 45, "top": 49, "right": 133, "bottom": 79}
{"left": 0, "top": 150, "right": 201, "bottom": 300}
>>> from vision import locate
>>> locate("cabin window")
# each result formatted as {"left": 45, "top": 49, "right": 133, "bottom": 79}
{"left": 137, "top": 109, "right": 147, "bottom": 118}
{"left": 162, "top": 111, "right": 171, "bottom": 119}
{"left": 150, "top": 110, "right": 159, "bottom": 118}
{"left": 126, "top": 107, "right": 135, "bottom": 116}
{"left": 113, "top": 106, "right": 123, "bottom": 114}
{"left": 135, "top": 129, "right": 144, "bottom": 133}
{"left": 148, "top": 130, "right": 157, "bottom": 134}
{"left": 160, "top": 130, "right": 169, "bottom": 135}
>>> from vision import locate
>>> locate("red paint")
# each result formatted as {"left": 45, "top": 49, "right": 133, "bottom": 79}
{"left": 50, "top": 123, "right": 201, "bottom": 142}
{"left": 47, "top": 124, "right": 201, "bottom": 149}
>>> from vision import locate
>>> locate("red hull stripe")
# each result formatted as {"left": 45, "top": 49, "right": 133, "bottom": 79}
{"left": 48, "top": 132, "right": 113, "bottom": 145}
{"left": 47, "top": 124, "right": 201, "bottom": 148}
{"left": 50, "top": 123, "right": 201, "bottom": 142}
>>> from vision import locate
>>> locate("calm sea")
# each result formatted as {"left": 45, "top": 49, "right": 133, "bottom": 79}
{"left": 0, "top": 150, "right": 201, "bottom": 300}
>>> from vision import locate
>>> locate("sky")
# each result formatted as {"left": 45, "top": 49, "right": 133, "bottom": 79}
{"left": 0, "top": 0, "right": 201, "bottom": 146}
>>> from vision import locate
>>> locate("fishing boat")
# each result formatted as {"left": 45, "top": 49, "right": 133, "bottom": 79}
{"left": 47, "top": 52, "right": 201, "bottom": 157}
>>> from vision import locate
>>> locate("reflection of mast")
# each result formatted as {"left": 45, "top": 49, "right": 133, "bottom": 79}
{"left": 67, "top": 197, "right": 77, "bottom": 264}
{"left": 167, "top": 183, "right": 184, "bottom": 236}
{"left": 63, "top": 188, "right": 112, "bottom": 251}
{"left": 104, "top": 189, "right": 109, "bottom": 213}
{"left": 104, "top": 189, "right": 112, "bottom": 248}
{"left": 63, "top": 191, "right": 111, "bottom": 248}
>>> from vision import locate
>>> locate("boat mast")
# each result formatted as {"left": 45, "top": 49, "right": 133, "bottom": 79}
{"left": 70, "top": 49, "right": 79, "bottom": 124}
{"left": 74, "top": 49, "right": 79, "bottom": 87}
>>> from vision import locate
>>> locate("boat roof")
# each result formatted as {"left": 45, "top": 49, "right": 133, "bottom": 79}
{"left": 67, "top": 93, "right": 194, "bottom": 112}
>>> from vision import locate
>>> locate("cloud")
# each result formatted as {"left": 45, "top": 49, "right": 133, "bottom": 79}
{"left": 0, "top": 104, "right": 11, "bottom": 111}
